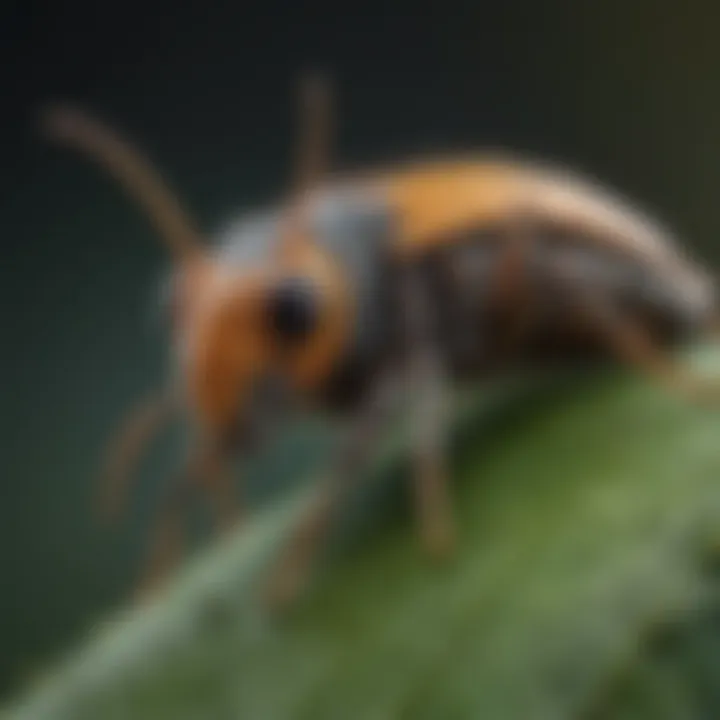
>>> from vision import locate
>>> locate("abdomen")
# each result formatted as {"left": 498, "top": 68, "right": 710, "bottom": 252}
{"left": 407, "top": 223, "right": 715, "bottom": 381}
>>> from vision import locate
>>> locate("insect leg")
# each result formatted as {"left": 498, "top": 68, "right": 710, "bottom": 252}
{"left": 98, "top": 387, "right": 178, "bottom": 525}
{"left": 407, "top": 347, "right": 456, "bottom": 558}
{"left": 553, "top": 268, "right": 719, "bottom": 404}
{"left": 134, "top": 456, "right": 202, "bottom": 602}
{"left": 200, "top": 443, "right": 241, "bottom": 538}
{"left": 202, "top": 373, "right": 297, "bottom": 538}
{"left": 261, "top": 366, "right": 406, "bottom": 611}
{"left": 134, "top": 435, "right": 235, "bottom": 601}
{"left": 400, "top": 264, "right": 456, "bottom": 559}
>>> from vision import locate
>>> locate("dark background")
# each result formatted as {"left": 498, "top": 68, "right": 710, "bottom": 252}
{"left": 2, "top": 0, "right": 720, "bottom": 701}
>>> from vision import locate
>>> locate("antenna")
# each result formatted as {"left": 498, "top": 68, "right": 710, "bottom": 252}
{"left": 39, "top": 104, "right": 204, "bottom": 261}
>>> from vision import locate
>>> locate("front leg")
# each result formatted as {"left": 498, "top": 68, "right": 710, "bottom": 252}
{"left": 134, "top": 443, "right": 210, "bottom": 602}
{"left": 98, "top": 386, "right": 178, "bottom": 526}
{"left": 203, "top": 373, "right": 295, "bottom": 537}
{"left": 262, "top": 367, "right": 406, "bottom": 611}
{"left": 135, "top": 395, "right": 276, "bottom": 603}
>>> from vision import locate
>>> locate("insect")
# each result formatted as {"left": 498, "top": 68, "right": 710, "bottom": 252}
{"left": 41, "top": 75, "right": 719, "bottom": 609}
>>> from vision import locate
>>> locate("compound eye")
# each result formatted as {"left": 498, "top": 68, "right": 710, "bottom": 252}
{"left": 267, "top": 276, "right": 319, "bottom": 343}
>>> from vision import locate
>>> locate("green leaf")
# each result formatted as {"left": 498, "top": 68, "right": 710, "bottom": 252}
{"left": 5, "top": 350, "right": 720, "bottom": 720}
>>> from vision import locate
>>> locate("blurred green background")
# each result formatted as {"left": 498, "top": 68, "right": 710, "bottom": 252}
{"left": 3, "top": 0, "right": 720, "bottom": 702}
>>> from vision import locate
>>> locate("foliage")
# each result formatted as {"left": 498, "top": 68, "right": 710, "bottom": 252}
{"left": 4, "top": 352, "right": 720, "bottom": 720}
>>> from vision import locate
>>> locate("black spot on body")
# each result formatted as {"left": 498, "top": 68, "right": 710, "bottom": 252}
{"left": 268, "top": 277, "right": 319, "bottom": 344}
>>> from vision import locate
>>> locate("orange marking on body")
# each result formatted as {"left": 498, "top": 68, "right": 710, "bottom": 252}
{"left": 183, "top": 266, "right": 273, "bottom": 434}
{"left": 272, "top": 236, "right": 355, "bottom": 393}
{"left": 316, "top": 155, "right": 704, "bottom": 288}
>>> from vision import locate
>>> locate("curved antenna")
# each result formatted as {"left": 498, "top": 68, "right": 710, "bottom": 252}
{"left": 39, "top": 104, "right": 204, "bottom": 261}
{"left": 292, "top": 71, "right": 332, "bottom": 199}
{"left": 278, "top": 71, "right": 333, "bottom": 259}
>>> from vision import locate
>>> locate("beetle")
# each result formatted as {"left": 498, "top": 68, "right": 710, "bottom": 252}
{"left": 40, "top": 75, "right": 720, "bottom": 608}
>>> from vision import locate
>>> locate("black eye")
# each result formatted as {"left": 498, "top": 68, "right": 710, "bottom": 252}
{"left": 267, "top": 277, "right": 319, "bottom": 343}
